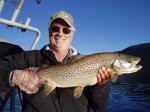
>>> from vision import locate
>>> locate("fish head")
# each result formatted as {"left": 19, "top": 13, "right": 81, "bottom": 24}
{"left": 112, "top": 54, "right": 142, "bottom": 75}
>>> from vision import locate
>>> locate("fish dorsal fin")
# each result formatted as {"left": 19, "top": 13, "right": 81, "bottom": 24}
{"left": 68, "top": 55, "right": 85, "bottom": 63}
{"left": 41, "top": 64, "right": 49, "bottom": 68}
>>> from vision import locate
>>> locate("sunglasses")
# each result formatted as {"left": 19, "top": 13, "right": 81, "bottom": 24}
{"left": 50, "top": 26, "right": 72, "bottom": 34}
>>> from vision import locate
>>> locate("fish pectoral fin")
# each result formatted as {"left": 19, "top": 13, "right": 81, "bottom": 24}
{"left": 111, "top": 74, "right": 119, "bottom": 82}
{"left": 43, "top": 82, "right": 56, "bottom": 97}
{"left": 73, "top": 86, "right": 84, "bottom": 99}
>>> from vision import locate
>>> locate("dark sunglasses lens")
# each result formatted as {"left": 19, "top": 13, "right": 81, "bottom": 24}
{"left": 63, "top": 28, "right": 71, "bottom": 34}
{"left": 51, "top": 26, "right": 71, "bottom": 34}
{"left": 51, "top": 26, "right": 59, "bottom": 32}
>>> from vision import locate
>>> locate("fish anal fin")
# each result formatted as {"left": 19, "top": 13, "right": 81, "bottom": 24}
{"left": 73, "top": 86, "right": 84, "bottom": 99}
{"left": 43, "top": 82, "right": 56, "bottom": 97}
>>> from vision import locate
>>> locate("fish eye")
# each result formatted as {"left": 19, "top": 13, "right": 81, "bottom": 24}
{"left": 128, "top": 59, "right": 133, "bottom": 63}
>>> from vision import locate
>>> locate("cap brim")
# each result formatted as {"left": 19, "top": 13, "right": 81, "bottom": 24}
{"left": 49, "top": 17, "right": 75, "bottom": 31}
{"left": 49, "top": 17, "right": 71, "bottom": 26}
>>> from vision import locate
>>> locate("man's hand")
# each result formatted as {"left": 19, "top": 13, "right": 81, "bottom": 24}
{"left": 12, "top": 67, "right": 45, "bottom": 94}
{"left": 97, "top": 67, "right": 113, "bottom": 85}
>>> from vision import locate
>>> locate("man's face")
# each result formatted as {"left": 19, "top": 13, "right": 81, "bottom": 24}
{"left": 49, "top": 19, "right": 74, "bottom": 52}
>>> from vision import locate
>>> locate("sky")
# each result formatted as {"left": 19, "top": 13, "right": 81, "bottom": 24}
{"left": 0, "top": 0, "right": 150, "bottom": 54}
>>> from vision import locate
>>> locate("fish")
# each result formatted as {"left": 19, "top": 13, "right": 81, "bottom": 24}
{"left": 36, "top": 52, "right": 142, "bottom": 98}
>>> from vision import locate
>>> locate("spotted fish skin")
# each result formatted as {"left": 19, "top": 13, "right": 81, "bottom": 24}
{"left": 36, "top": 52, "right": 142, "bottom": 98}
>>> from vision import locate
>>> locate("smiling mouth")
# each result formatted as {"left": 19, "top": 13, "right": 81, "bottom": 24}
{"left": 54, "top": 37, "right": 66, "bottom": 44}
{"left": 54, "top": 36, "right": 61, "bottom": 40}
{"left": 54, "top": 36, "right": 65, "bottom": 40}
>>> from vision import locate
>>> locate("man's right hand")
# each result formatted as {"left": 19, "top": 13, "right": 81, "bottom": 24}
{"left": 12, "top": 67, "right": 45, "bottom": 94}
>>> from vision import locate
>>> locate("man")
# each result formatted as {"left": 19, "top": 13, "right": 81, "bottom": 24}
{"left": 0, "top": 11, "right": 112, "bottom": 112}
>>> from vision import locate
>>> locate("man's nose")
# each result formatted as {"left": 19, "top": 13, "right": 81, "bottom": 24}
{"left": 57, "top": 29, "right": 64, "bottom": 36}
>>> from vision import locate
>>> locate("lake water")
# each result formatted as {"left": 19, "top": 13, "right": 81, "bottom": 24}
{"left": 104, "top": 82, "right": 150, "bottom": 112}
{"left": 2, "top": 74, "right": 150, "bottom": 112}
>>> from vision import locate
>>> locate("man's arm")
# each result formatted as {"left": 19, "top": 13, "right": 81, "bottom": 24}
{"left": 0, "top": 67, "right": 13, "bottom": 88}
{"left": 0, "top": 48, "right": 59, "bottom": 94}
{"left": 0, "top": 50, "right": 42, "bottom": 88}
{"left": 84, "top": 67, "right": 112, "bottom": 111}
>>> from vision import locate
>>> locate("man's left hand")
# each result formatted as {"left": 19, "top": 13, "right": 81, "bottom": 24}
{"left": 97, "top": 67, "right": 113, "bottom": 85}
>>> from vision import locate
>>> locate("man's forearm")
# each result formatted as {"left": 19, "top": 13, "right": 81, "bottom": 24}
{"left": 0, "top": 68, "right": 13, "bottom": 88}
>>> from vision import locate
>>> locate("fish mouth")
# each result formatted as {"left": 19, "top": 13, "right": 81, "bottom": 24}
{"left": 131, "top": 57, "right": 142, "bottom": 67}
{"left": 130, "top": 60, "right": 142, "bottom": 71}
{"left": 130, "top": 63, "right": 142, "bottom": 69}
{"left": 113, "top": 58, "right": 142, "bottom": 74}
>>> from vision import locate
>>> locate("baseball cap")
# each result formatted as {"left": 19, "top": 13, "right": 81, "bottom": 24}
{"left": 49, "top": 11, "right": 75, "bottom": 31}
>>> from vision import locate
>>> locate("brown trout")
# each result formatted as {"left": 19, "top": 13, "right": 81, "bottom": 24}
{"left": 37, "top": 52, "right": 142, "bottom": 98}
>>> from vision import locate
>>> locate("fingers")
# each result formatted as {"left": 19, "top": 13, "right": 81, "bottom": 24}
{"left": 12, "top": 68, "right": 45, "bottom": 94}
{"left": 19, "top": 83, "right": 39, "bottom": 94}
{"left": 97, "top": 67, "right": 113, "bottom": 85}
{"left": 23, "top": 74, "right": 40, "bottom": 94}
